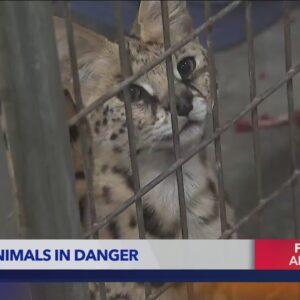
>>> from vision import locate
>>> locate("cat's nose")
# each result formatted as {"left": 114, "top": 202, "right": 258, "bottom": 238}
{"left": 176, "top": 100, "right": 193, "bottom": 117}
{"left": 163, "top": 90, "right": 194, "bottom": 116}
{"left": 176, "top": 90, "right": 193, "bottom": 117}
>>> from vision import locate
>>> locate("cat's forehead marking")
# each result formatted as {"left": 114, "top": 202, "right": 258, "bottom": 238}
{"left": 139, "top": 82, "right": 155, "bottom": 96}
{"left": 127, "top": 37, "right": 164, "bottom": 61}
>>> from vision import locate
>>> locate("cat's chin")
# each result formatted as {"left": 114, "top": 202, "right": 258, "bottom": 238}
{"left": 153, "top": 121, "right": 205, "bottom": 151}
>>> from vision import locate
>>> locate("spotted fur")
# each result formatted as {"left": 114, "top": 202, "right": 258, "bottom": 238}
{"left": 54, "top": 1, "right": 235, "bottom": 299}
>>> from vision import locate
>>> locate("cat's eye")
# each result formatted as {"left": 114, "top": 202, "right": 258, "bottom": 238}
{"left": 118, "top": 84, "right": 143, "bottom": 102}
{"left": 177, "top": 57, "right": 196, "bottom": 80}
{"left": 129, "top": 84, "right": 142, "bottom": 101}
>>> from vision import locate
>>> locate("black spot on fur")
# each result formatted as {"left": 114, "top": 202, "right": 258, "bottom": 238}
{"left": 79, "top": 196, "right": 85, "bottom": 222}
{"left": 114, "top": 74, "right": 123, "bottom": 82}
{"left": 126, "top": 175, "right": 134, "bottom": 190}
{"left": 103, "top": 118, "right": 108, "bottom": 125}
{"left": 129, "top": 215, "right": 137, "bottom": 228}
{"left": 69, "top": 124, "right": 79, "bottom": 143}
{"left": 112, "top": 166, "right": 134, "bottom": 189}
{"left": 102, "top": 185, "right": 110, "bottom": 196}
{"left": 101, "top": 164, "right": 109, "bottom": 173}
{"left": 102, "top": 186, "right": 112, "bottom": 204}
{"left": 108, "top": 221, "right": 120, "bottom": 239}
{"left": 103, "top": 106, "right": 109, "bottom": 116}
{"left": 112, "top": 165, "right": 125, "bottom": 174}
{"left": 119, "top": 128, "right": 125, "bottom": 134}
{"left": 146, "top": 41, "right": 157, "bottom": 47}
{"left": 94, "top": 120, "right": 100, "bottom": 134}
{"left": 75, "top": 171, "right": 85, "bottom": 179}
{"left": 113, "top": 146, "right": 122, "bottom": 154}
{"left": 110, "top": 133, "right": 118, "bottom": 140}
{"left": 143, "top": 206, "right": 177, "bottom": 239}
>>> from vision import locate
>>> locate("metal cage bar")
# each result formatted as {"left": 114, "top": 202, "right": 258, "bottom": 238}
{"left": 114, "top": 0, "right": 146, "bottom": 240}
{"left": 204, "top": 1, "right": 228, "bottom": 234}
{"left": 63, "top": 2, "right": 106, "bottom": 299}
{"left": 283, "top": 0, "right": 299, "bottom": 238}
{"left": 161, "top": 1, "right": 189, "bottom": 239}
{"left": 221, "top": 169, "right": 300, "bottom": 239}
{"left": 0, "top": 1, "right": 89, "bottom": 299}
{"left": 245, "top": 1, "right": 263, "bottom": 237}
{"left": 63, "top": 1, "right": 98, "bottom": 233}
{"left": 114, "top": 1, "right": 150, "bottom": 298}
{"left": 160, "top": 4, "right": 194, "bottom": 299}
{"left": 86, "top": 60, "right": 300, "bottom": 238}
{"left": 84, "top": 0, "right": 243, "bottom": 239}
{"left": 0, "top": 0, "right": 299, "bottom": 299}
{"left": 0, "top": 129, "right": 18, "bottom": 239}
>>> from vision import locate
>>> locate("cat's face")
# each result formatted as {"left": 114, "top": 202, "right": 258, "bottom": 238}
{"left": 96, "top": 40, "right": 209, "bottom": 153}
{"left": 61, "top": 1, "right": 210, "bottom": 154}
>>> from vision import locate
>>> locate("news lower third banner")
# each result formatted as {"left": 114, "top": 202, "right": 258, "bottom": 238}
{"left": 1, "top": 240, "right": 300, "bottom": 282}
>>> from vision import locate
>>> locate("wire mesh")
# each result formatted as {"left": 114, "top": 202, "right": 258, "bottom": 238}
{"left": 85, "top": 59, "right": 300, "bottom": 239}
{"left": 0, "top": 1, "right": 89, "bottom": 299}
{"left": 160, "top": 0, "right": 190, "bottom": 239}
{"left": 68, "top": 1, "right": 243, "bottom": 127}
{"left": 114, "top": 1, "right": 150, "bottom": 298}
{"left": 283, "top": 0, "right": 299, "bottom": 238}
{"left": 63, "top": 0, "right": 98, "bottom": 235}
{"left": 160, "top": 1, "right": 193, "bottom": 298}
{"left": 1, "top": 1, "right": 300, "bottom": 300}
{"left": 62, "top": 3, "right": 106, "bottom": 298}
{"left": 245, "top": 1, "right": 264, "bottom": 237}
{"left": 204, "top": 1, "right": 228, "bottom": 234}
{"left": 113, "top": 0, "right": 146, "bottom": 241}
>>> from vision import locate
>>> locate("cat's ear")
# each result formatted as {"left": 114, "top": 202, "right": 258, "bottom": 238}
{"left": 136, "top": 0, "right": 193, "bottom": 44}
{"left": 54, "top": 16, "right": 119, "bottom": 103}
{"left": 54, "top": 16, "right": 114, "bottom": 59}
